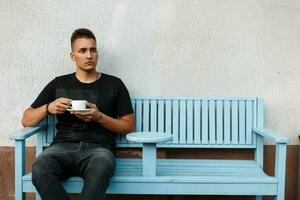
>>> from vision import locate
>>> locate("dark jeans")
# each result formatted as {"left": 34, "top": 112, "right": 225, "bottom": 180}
{"left": 32, "top": 142, "right": 115, "bottom": 200}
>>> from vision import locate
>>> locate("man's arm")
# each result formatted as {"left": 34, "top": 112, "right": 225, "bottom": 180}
{"left": 98, "top": 113, "right": 135, "bottom": 134}
{"left": 72, "top": 102, "right": 135, "bottom": 135}
{"left": 21, "top": 106, "right": 48, "bottom": 127}
{"left": 22, "top": 98, "right": 71, "bottom": 127}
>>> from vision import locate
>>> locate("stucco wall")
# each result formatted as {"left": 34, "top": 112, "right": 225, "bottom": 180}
{"left": 1, "top": 0, "right": 300, "bottom": 145}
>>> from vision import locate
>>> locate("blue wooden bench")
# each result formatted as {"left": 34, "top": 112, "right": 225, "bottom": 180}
{"left": 10, "top": 97, "right": 290, "bottom": 200}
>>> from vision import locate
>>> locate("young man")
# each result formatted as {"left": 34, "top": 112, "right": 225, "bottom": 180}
{"left": 22, "top": 28, "right": 135, "bottom": 200}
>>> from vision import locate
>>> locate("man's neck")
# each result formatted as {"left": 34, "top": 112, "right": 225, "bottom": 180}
{"left": 75, "top": 70, "right": 100, "bottom": 83}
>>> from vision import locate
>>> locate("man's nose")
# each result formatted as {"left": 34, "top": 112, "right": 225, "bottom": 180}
{"left": 86, "top": 51, "right": 92, "bottom": 58}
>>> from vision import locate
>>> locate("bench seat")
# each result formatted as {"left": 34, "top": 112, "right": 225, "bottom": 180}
{"left": 22, "top": 158, "right": 278, "bottom": 195}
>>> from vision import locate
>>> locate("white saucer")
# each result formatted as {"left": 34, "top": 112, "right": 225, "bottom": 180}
{"left": 67, "top": 108, "right": 92, "bottom": 112}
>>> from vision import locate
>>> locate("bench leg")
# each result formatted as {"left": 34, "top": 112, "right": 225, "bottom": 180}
{"left": 15, "top": 141, "right": 25, "bottom": 200}
{"left": 274, "top": 144, "right": 287, "bottom": 200}
{"left": 142, "top": 143, "right": 156, "bottom": 176}
{"left": 255, "top": 196, "right": 262, "bottom": 200}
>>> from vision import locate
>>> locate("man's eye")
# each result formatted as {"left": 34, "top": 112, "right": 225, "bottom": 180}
{"left": 91, "top": 49, "right": 97, "bottom": 53}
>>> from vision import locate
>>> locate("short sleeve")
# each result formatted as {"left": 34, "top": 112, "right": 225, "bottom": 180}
{"left": 31, "top": 79, "right": 56, "bottom": 108}
{"left": 115, "top": 79, "right": 133, "bottom": 117}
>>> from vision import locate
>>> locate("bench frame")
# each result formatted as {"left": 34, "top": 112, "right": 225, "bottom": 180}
{"left": 10, "top": 97, "right": 289, "bottom": 200}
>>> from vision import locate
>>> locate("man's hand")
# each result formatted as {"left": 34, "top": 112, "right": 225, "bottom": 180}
{"left": 71, "top": 102, "right": 102, "bottom": 122}
{"left": 48, "top": 98, "right": 72, "bottom": 115}
{"left": 71, "top": 101, "right": 135, "bottom": 134}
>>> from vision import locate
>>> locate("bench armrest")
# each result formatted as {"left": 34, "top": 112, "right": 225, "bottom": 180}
{"left": 253, "top": 127, "right": 290, "bottom": 144}
{"left": 10, "top": 124, "right": 47, "bottom": 140}
{"left": 126, "top": 132, "right": 173, "bottom": 143}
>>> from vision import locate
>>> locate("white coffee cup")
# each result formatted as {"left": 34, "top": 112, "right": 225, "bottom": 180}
{"left": 71, "top": 100, "right": 87, "bottom": 110}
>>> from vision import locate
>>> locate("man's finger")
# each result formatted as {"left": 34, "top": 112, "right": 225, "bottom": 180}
{"left": 75, "top": 111, "right": 92, "bottom": 116}
{"left": 61, "top": 100, "right": 72, "bottom": 105}
{"left": 56, "top": 105, "right": 68, "bottom": 111}
{"left": 76, "top": 116, "right": 89, "bottom": 122}
{"left": 86, "top": 102, "right": 96, "bottom": 108}
{"left": 59, "top": 98, "right": 72, "bottom": 105}
{"left": 57, "top": 104, "right": 69, "bottom": 109}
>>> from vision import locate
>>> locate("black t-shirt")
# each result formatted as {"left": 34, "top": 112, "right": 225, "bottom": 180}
{"left": 31, "top": 73, "right": 133, "bottom": 150}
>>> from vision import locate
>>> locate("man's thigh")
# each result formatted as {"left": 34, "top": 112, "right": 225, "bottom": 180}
{"left": 78, "top": 143, "right": 116, "bottom": 178}
{"left": 32, "top": 142, "right": 79, "bottom": 179}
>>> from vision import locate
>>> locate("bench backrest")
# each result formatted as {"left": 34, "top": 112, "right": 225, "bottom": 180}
{"left": 41, "top": 97, "right": 263, "bottom": 149}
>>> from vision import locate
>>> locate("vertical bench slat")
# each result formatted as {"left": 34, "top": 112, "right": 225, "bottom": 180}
{"left": 46, "top": 116, "right": 54, "bottom": 144}
{"left": 131, "top": 99, "right": 136, "bottom": 113}
{"left": 231, "top": 100, "right": 238, "bottom": 144}
{"left": 194, "top": 100, "right": 201, "bottom": 144}
{"left": 216, "top": 100, "right": 223, "bottom": 144}
{"left": 201, "top": 100, "right": 208, "bottom": 144}
{"left": 158, "top": 100, "right": 164, "bottom": 132}
{"left": 180, "top": 100, "right": 187, "bottom": 144}
{"left": 209, "top": 100, "right": 216, "bottom": 144}
{"left": 253, "top": 99, "right": 257, "bottom": 145}
{"left": 239, "top": 101, "right": 246, "bottom": 144}
{"left": 246, "top": 100, "right": 253, "bottom": 144}
{"left": 165, "top": 100, "right": 172, "bottom": 144}
{"left": 143, "top": 100, "right": 150, "bottom": 132}
{"left": 187, "top": 100, "right": 193, "bottom": 144}
{"left": 136, "top": 100, "right": 142, "bottom": 132}
{"left": 224, "top": 100, "right": 231, "bottom": 144}
{"left": 151, "top": 99, "right": 157, "bottom": 132}
{"left": 37, "top": 129, "right": 45, "bottom": 156}
{"left": 255, "top": 97, "right": 264, "bottom": 168}
{"left": 172, "top": 100, "right": 179, "bottom": 143}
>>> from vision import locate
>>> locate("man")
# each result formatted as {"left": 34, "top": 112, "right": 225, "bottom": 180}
{"left": 22, "top": 28, "right": 135, "bottom": 200}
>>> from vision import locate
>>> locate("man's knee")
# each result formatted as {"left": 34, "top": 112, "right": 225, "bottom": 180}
{"left": 32, "top": 156, "right": 48, "bottom": 184}
{"left": 32, "top": 153, "right": 62, "bottom": 184}
{"left": 85, "top": 157, "right": 115, "bottom": 180}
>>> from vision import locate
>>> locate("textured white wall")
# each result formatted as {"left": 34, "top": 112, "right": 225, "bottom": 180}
{"left": 1, "top": 0, "right": 300, "bottom": 145}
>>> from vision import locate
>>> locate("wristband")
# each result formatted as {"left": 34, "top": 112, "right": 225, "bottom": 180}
{"left": 45, "top": 103, "right": 51, "bottom": 115}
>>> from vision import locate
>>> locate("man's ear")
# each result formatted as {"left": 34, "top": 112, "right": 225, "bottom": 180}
{"left": 70, "top": 52, "right": 75, "bottom": 61}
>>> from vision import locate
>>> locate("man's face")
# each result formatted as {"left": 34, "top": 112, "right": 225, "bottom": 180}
{"left": 70, "top": 38, "right": 98, "bottom": 72}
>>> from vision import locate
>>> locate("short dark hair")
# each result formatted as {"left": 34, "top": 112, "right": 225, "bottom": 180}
{"left": 71, "top": 28, "right": 96, "bottom": 49}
